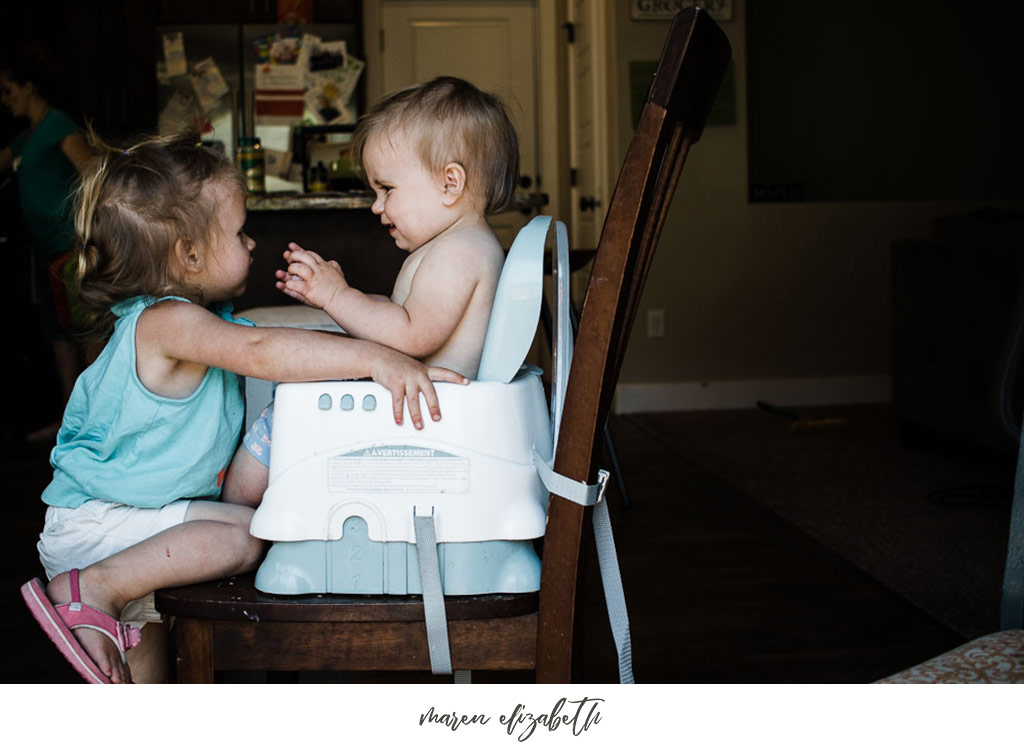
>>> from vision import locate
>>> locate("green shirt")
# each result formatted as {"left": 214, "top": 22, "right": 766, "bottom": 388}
{"left": 10, "top": 109, "right": 79, "bottom": 262}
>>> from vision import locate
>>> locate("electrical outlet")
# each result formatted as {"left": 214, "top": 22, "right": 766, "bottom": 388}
{"left": 647, "top": 308, "right": 665, "bottom": 338}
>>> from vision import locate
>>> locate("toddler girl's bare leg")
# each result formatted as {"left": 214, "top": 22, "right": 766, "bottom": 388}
{"left": 221, "top": 445, "right": 270, "bottom": 507}
{"left": 45, "top": 502, "right": 263, "bottom": 683}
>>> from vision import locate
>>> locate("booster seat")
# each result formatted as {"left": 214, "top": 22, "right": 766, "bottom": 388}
{"left": 245, "top": 215, "right": 575, "bottom": 598}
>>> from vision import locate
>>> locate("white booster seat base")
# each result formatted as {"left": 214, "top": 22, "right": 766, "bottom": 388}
{"left": 249, "top": 377, "right": 551, "bottom": 545}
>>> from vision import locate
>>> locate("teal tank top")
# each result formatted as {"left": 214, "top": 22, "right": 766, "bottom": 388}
{"left": 42, "top": 296, "right": 251, "bottom": 509}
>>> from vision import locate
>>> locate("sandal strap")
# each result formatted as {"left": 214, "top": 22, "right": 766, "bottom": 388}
{"left": 57, "top": 601, "right": 142, "bottom": 653}
{"left": 69, "top": 567, "right": 82, "bottom": 603}
{"left": 57, "top": 570, "right": 142, "bottom": 653}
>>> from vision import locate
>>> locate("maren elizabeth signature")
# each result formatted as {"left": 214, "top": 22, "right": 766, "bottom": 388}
{"left": 419, "top": 696, "right": 604, "bottom": 741}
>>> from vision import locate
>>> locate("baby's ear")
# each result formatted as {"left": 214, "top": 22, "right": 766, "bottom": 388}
{"left": 441, "top": 162, "right": 467, "bottom": 205}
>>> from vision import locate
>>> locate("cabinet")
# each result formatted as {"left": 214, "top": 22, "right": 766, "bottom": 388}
{"left": 234, "top": 201, "right": 406, "bottom": 311}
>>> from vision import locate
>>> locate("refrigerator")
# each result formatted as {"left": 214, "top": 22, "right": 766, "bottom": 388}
{"left": 155, "top": 21, "right": 363, "bottom": 192}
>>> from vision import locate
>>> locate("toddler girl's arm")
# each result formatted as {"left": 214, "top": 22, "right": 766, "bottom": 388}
{"left": 280, "top": 239, "right": 493, "bottom": 359}
{"left": 138, "top": 300, "right": 467, "bottom": 429}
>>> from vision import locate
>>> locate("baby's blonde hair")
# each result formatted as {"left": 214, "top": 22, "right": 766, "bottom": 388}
{"left": 351, "top": 76, "right": 520, "bottom": 214}
{"left": 74, "top": 128, "right": 244, "bottom": 333}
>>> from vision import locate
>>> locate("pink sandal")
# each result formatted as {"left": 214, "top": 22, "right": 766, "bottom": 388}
{"left": 21, "top": 568, "right": 142, "bottom": 684}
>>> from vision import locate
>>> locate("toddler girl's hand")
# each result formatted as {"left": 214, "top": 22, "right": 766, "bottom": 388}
{"left": 372, "top": 352, "right": 468, "bottom": 429}
{"left": 275, "top": 243, "right": 347, "bottom": 310}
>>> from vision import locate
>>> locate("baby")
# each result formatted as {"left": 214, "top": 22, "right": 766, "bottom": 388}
{"left": 278, "top": 75, "right": 519, "bottom": 378}
{"left": 222, "top": 75, "right": 520, "bottom": 504}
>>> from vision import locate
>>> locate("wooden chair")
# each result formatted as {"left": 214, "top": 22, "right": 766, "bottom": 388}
{"left": 155, "top": 8, "right": 732, "bottom": 684}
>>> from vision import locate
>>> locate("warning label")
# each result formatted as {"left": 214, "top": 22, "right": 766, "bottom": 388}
{"left": 328, "top": 446, "right": 470, "bottom": 493}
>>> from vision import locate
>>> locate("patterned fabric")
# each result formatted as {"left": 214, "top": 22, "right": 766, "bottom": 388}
{"left": 877, "top": 630, "right": 1024, "bottom": 683}
{"left": 242, "top": 402, "right": 274, "bottom": 467}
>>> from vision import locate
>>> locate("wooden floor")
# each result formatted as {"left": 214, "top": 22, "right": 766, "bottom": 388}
{"left": 1, "top": 410, "right": 965, "bottom": 684}
{"left": 581, "top": 413, "right": 966, "bottom": 682}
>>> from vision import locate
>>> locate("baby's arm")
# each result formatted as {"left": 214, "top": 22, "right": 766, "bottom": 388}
{"left": 274, "top": 244, "right": 348, "bottom": 308}
{"left": 281, "top": 238, "right": 487, "bottom": 359}
{"left": 275, "top": 246, "right": 392, "bottom": 310}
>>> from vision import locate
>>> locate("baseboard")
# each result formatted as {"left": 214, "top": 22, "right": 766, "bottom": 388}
{"left": 613, "top": 375, "right": 891, "bottom": 414}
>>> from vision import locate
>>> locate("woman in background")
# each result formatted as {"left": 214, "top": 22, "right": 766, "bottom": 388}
{"left": 1, "top": 44, "right": 96, "bottom": 440}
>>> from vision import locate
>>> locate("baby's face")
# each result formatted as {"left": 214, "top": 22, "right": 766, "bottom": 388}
{"left": 362, "top": 133, "right": 452, "bottom": 252}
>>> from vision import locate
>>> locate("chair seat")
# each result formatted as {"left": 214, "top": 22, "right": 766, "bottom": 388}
{"left": 156, "top": 571, "right": 538, "bottom": 622}
{"left": 876, "top": 630, "right": 1024, "bottom": 683}
{"left": 155, "top": 573, "right": 538, "bottom": 680}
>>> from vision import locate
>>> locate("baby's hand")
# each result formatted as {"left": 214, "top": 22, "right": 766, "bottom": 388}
{"left": 372, "top": 352, "right": 468, "bottom": 429}
{"left": 275, "top": 243, "right": 347, "bottom": 310}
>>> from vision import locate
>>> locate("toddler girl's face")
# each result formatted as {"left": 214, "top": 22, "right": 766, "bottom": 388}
{"left": 363, "top": 133, "right": 451, "bottom": 252}
{"left": 199, "top": 179, "right": 255, "bottom": 301}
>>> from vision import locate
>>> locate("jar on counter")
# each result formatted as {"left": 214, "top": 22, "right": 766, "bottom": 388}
{"left": 236, "top": 137, "right": 265, "bottom": 194}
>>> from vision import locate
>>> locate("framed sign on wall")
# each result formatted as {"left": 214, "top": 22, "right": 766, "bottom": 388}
{"left": 630, "top": 1, "right": 732, "bottom": 22}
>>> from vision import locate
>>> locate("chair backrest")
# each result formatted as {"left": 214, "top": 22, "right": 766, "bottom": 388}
{"left": 535, "top": 8, "right": 732, "bottom": 681}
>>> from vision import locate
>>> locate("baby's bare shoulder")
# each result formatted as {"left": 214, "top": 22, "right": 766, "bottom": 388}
{"left": 425, "top": 224, "right": 504, "bottom": 270}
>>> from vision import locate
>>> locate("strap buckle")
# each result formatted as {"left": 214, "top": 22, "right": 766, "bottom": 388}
{"left": 532, "top": 446, "right": 611, "bottom": 507}
{"left": 595, "top": 468, "right": 610, "bottom": 506}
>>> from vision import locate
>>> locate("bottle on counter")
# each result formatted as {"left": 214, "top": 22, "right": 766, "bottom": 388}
{"left": 309, "top": 160, "right": 329, "bottom": 193}
{"left": 236, "top": 136, "right": 265, "bottom": 194}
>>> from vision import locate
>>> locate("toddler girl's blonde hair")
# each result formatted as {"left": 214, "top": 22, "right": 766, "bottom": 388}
{"left": 74, "top": 128, "right": 244, "bottom": 333}
{"left": 351, "top": 76, "right": 520, "bottom": 215}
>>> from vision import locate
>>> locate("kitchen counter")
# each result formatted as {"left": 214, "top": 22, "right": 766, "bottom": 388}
{"left": 245, "top": 190, "right": 546, "bottom": 212}
{"left": 246, "top": 192, "right": 373, "bottom": 212}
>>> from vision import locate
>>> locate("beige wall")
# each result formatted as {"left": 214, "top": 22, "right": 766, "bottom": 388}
{"left": 610, "top": 0, "right": 1023, "bottom": 410}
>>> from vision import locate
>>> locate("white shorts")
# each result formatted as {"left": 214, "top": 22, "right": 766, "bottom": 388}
{"left": 37, "top": 499, "right": 194, "bottom": 625}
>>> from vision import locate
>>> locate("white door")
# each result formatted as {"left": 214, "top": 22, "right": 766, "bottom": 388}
{"left": 373, "top": 0, "right": 541, "bottom": 248}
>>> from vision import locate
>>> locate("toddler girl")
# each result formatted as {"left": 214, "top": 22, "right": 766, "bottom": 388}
{"left": 20, "top": 129, "right": 464, "bottom": 684}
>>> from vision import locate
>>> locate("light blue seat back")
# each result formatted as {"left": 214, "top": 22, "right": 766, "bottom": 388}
{"left": 477, "top": 216, "right": 573, "bottom": 451}
{"left": 477, "top": 216, "right": 551, "bottom": 384}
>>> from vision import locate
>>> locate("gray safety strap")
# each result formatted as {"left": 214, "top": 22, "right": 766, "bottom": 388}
{"left": 533, "top": 448, "right": 609, "bottom": 507}
{"left": 533, "top": 449, "right": 635, "bottom": 684}
{"left": 413, "top": 510, "right": 459, "bottom": 679}
{"left": 591, "top": 496, "right": 634, "bottom": 684}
